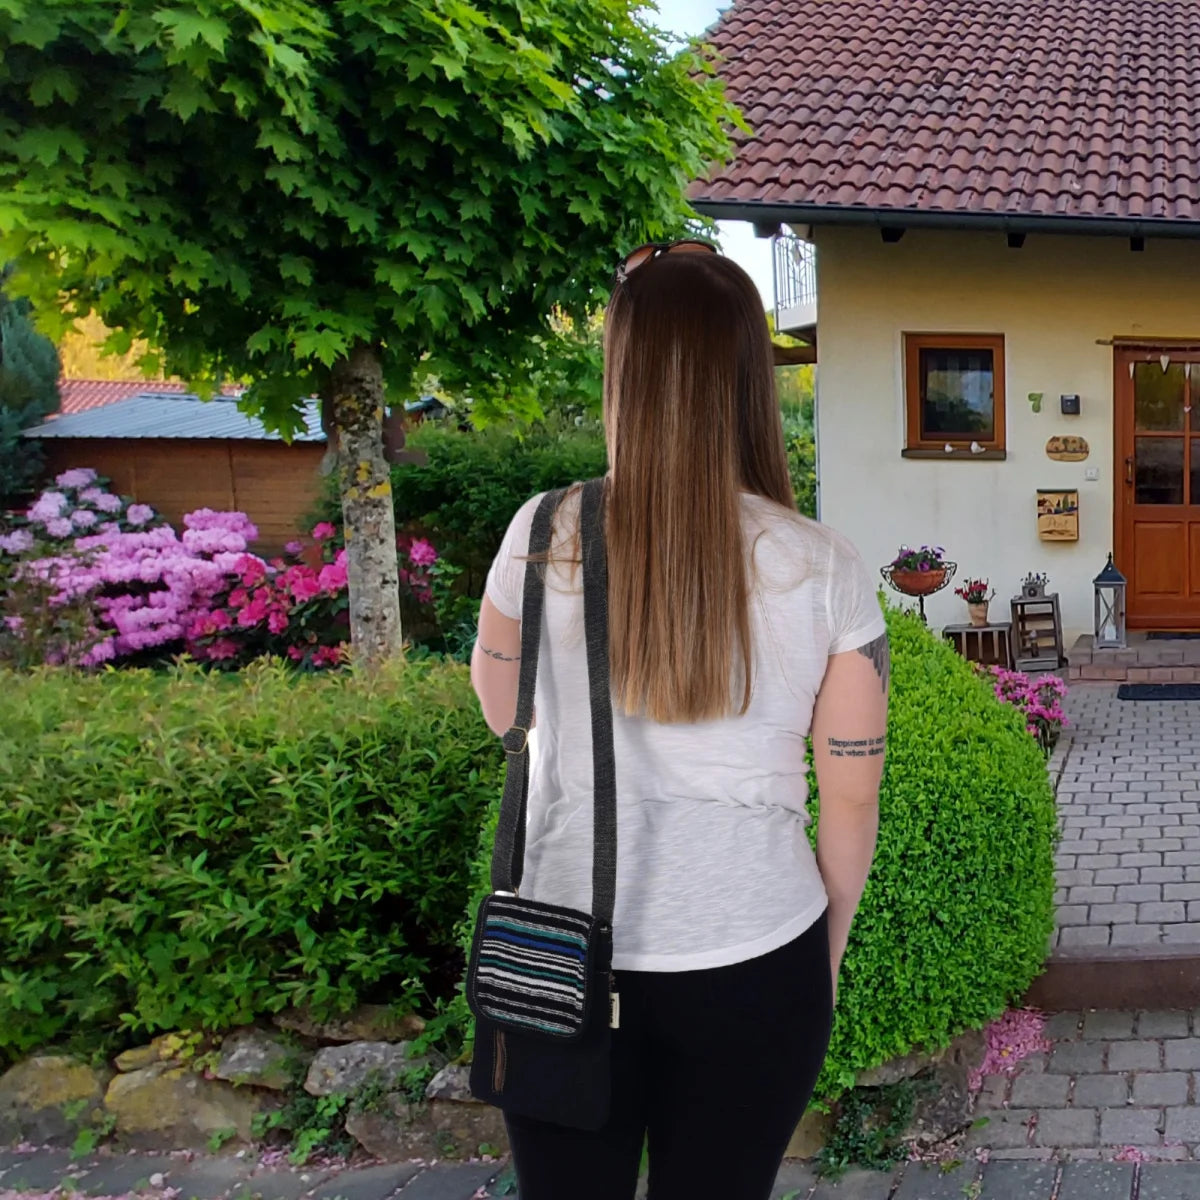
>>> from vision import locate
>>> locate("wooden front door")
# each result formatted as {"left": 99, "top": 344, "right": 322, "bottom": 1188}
{"left": 1116, "top": 348, "right": 1200, "bottom": 629}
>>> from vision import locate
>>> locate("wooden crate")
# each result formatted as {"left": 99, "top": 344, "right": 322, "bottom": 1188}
{"left": 1010, "top": 594, "right": 1065, "bottom": 671}
{"left": 943, "top": 622, "right": 1013, "bottom": 669}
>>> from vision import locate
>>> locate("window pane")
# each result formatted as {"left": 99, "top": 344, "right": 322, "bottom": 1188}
{"left": 920, "top": 347, "right": 994, "bottom": 439}
{"left": 1191, "top": 439, "right": 1200, "bottom": 506}
{"left": 1135, "top": 436, "right": 1184, "bottom": 504}
{"left": 1134, "top": 362, "right": 1185, "bottom": 431}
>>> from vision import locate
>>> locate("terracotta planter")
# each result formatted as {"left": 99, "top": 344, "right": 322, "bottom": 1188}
{"left": 889, "top": 567, "right": 947, "bottom": 596}
{"left": 967, "top": 602, "right": 990, "bottom": 626}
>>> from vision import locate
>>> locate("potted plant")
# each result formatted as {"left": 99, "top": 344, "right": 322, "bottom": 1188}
{"left": 887, "top": 545, "right": 949, "bottom": 596}
{"left": 955, "top": 578, "right": 996, "bottom": 626}
{"left": 1022, "top": 571, "right": 1049, "bottom": 599}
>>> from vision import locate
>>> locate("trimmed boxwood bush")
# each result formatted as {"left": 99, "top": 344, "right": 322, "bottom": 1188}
{"left": 809, "top": 604, "right": 1058, "bottom": 1099}
{"left": 0, "top": 659, "right": 502, "bottom": 1068}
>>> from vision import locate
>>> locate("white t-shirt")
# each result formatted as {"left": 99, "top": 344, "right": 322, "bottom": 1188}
{"left": 484, "top": 487, "right": 886, "bottom": 972}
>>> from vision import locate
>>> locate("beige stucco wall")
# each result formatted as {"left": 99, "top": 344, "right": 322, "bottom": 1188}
{"left": 814, "top": 226, "right": 1200, "bottom": 643}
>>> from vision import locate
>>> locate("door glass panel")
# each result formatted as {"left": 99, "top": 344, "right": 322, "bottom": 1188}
{"left": 1136, "top": 437, "right": 1184, "bottom": 504}
{"left": 1191, "top": 439, "right": 1200, "bottom": 506}
{"left": 1135, "top": 362, "right": 1186, "bottom": 431}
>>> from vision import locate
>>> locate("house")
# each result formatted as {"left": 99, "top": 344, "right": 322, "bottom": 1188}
{"left": 691, "top": 0, "right": 1200, "bottom": 649}
{"left": 25, "top": 393, "right": 325, "bottom": 553}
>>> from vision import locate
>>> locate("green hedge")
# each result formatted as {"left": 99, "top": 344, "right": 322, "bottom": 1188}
{"left": 809, "top": 605, "right": 1058, "bottom": 1098}
{"left": 0, "top": 660, "right": 503, "bottom": 1067}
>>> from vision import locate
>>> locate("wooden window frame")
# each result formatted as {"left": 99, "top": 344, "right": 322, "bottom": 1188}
{"left": 903, "top": 333, "right": 1006, "bottom": 459}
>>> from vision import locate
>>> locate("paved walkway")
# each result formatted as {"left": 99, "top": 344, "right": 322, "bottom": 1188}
{"left": 1054, "top": 685, "right": 1200, "bottom": 950}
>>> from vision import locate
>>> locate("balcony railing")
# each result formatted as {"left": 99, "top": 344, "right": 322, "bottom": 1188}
{"left": 772, "top": 234, "right": 817, "bottom": 333}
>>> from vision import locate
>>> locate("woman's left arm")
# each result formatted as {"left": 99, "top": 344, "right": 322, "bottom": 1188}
{"left": 470, "top": 594, "right": 523, "bottom": 736}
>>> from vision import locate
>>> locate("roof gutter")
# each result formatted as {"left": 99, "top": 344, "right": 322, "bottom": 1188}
{"left": 691, "top": 199, "right": 1200, "bottom": 241}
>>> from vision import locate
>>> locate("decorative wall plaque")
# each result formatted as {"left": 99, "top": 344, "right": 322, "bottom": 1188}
{"left": 1037, "top": 489, "right": 1079, "bottom": 541}
{"left": 1045, "top": 435, "right": 1089, "bottom": 462}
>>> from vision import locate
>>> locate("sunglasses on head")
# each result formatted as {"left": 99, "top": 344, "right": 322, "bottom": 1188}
{"left": 613, "top": 238, "right": 717, "bottom": 283}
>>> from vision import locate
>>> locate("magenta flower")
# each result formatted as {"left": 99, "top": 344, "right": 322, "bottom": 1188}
{"left": 408, "top": 537, "right": 438, "bottom": 566}
{"left": 284, "top": 540, "right": 303, "bottom": 557}
{"left": 311, "top": 521, "right": 337, "bottom": 541}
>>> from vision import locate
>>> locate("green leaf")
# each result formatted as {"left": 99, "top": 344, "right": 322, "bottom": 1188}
{"left": 28, "top": 67, "right": 78, "bottom": 106}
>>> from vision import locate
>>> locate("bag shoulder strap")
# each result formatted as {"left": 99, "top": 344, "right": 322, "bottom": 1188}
{"left": 489, "top": 478, "right": 618, "bottom": 928}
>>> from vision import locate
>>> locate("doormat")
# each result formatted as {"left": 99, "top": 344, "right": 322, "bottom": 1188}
{"left": 1118, "top": 684, "right": 1200, "bottom": 701}
{"left": 1146, "top": 632, "right": 1200, "bottom": 640}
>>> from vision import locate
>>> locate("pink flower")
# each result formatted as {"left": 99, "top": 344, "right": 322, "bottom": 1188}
{"left": 287, "top": 645, "right": 306, "bottom": 661}
{"left": 71, "top": 509, "right": 98, "bottom": 529}
{"left": 55, "top": 468, "right": 98, "bottom": 489}
{"left": 205, "top": 637, "right": 240, "bottom": 661}
{"left": 126, "top": 504, "right": 155, "bottom": 527}
{"left": 284, "top": 541, "right": 303, "bottom": 557}
{"left": 267, "top": 609, "right": 289, "bottom": 634}
{"left": 311, "top": 522, "right": 337, "bottom": 541}
{"left": 0, "top": 529, "right": 34, "bottom": 554}
{"left": 27, "top": 491, "right": 68, "bottom": 523}
{"left": 44, "top": 518, "right": 73, "bottom": 539}
{"left": 408, "top": 537, "right": 438, "bottom": 566}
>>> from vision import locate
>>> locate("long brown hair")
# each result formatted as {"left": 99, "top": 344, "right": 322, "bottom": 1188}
{"left": 602, "top": 252, "right": 794, "bottom": 723}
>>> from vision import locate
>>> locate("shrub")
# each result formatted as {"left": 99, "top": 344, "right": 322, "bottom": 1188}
{"left": 808, "top": 605, "right": 1058, "bottom": 1099}
{"left": 0, "top": 659, "right": 503, "bottom": 1067}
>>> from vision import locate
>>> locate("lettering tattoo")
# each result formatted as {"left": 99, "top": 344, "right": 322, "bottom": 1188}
{"left": 827, "top": 735, "right": 886, "bottom": 758}
{"left": 856, "top": 633, "right": 890, "bottom": 693}
{"left": 479, "top": 644, "right": 520, "bottom": 662}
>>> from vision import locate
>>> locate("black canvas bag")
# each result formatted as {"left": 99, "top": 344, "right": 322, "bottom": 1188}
{"left": 466, "top": 476, "right": 617, "bottom": 1131}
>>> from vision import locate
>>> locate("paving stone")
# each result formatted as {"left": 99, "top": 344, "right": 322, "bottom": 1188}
{"left": 1034, "top": 1107, "right": 1098, "bottom": 1146}
{"left": 1110, "top": 1040, "right": 1163, "bottom": 1070}
{"left": 0, "top": 1151, "right": 85, "bottom": 1191}
{"left": 892, "top": 1161, "right": 981, "bottom": 1200}
{"left": 807, "top": 1167, "right": 899, "bottom": 1200}
{"left": 307, "top": 1163, "right": 423, "bottom": 1200}
{"left": 1057, "top": 1161, "right": 1135, "bottom": 1200}
{"left": 170, "top": 1159, "right": 260, "bottom": 1200}
{"left": 962, "top": 1109, "right": 1035, "bottom": 1150}
{"left": 1139, "top": 1163, "right": 1200, "bottom": 1199}
{"left": 1073, "top": 1073, "right": 1129, "bottom": 1106}
{"left": 978, "top": 1161, "right": 1057, "bottom": 1200}
{"left": 770, "top": 1162, "right": 819, "bottom": 1198}
{"left": 1068, "top": 886, "right": 1116, "bottom": 904}
{"left": 1099, "top": 1107, "right": 1164, "bottom": 1145}
{"left": 1165, "top": 884, "right": 1200, "bottom": 901}
{"left": 1010, "top": 1073, "right": 1070, "bottom": 1107}
{"left": 239, "top": 1168, "right": 341, "bottom": 1200}
{"left": 78, "top": 1156, "right": 187, "bottom": 1196}
{"left": 1056, "top": 905, "right": 1091, "bottom": 926}
{"left": 1049, "top": 1041, "right": 1108, "bottom": 1073}
{"left": 394, "top": 1164, "right": 500, "bottom": 1200}
{"left": 1140, "top": 1012, "right": 1192, "bottom": 1038}
{"left": 1061, "top": 926, "right": 1112, "bottom": 947}
{"left": 1166, "top": 1040, "right": 1200, "bottom": 1069}
{"left": 1084, "top": 1011, "right": 1137, "bottom": 1039}
{"left": 1133, "top": 1073, "right": 1191, "bottom": 1105}
{"left": 1044, "top": 1012, "right": 1083, "bottom": 1040}
{"left": 1161, "top": 924, "right": 1200, "bottom": 944}
{"left": 1165, "top": 1106, "right": 1200, "bottom": 1142}
{"left": 1142, "top": 902, "right": 1188, "bottom": 922}
{"left": 1111, "top": 924, "right": 1163, "bottom": 945}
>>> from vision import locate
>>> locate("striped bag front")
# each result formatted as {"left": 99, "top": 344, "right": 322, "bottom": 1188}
{"left": 467, "top": 894, "right": 599, "bottom": 1041}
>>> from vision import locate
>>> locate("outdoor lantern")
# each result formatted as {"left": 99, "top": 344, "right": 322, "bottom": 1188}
{"left": 1093, "top": 552, "right": 1127, "bottom": 649}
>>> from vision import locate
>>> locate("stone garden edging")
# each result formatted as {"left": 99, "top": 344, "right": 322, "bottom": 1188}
{"left": 1, "top": 1007, "right": 986, "bottom": 1164}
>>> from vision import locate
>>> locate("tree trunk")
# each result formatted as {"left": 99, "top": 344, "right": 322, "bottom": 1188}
{"left": 328, "top": 343, "right": 402, "bottom": 666}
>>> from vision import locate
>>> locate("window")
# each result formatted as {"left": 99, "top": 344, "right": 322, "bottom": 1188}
{"left": 903, "top": 333, "right": 1006, "bottom": 457}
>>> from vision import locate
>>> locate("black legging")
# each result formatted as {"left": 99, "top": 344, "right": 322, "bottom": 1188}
{"left": 505, "top": 911, "right": 834, "bottom": 1200}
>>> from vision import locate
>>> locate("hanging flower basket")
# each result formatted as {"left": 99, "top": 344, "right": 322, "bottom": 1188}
{"left": 889, "top": 567, "right": 948, "bottom": 596}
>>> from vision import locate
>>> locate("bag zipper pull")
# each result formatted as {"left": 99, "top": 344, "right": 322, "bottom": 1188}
{"left": 609, "top": 974, "right": 620, "bottom": 1029}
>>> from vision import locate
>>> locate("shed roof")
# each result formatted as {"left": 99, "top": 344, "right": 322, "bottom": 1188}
{"left": 57, "top": 379, "right": 243, "bottom": 415}
{"left": 690, "top": 0, "right": 1200, "bottom": 235}
{"left": 27, "top": 393, "right": 324, "bottom": 442}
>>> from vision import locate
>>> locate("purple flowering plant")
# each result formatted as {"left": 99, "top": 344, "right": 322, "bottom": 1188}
{"left": 889, "top": 544, "right": 947, "bottom": 573}
{"left": 983, "top": 666, "right": 1069, "bottom": 756}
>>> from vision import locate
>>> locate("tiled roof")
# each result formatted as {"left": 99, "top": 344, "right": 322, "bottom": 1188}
{"left": 691, "top": 0, "right": 1200, "bottom": 231}
{"left": 58, "top": 379, "right": 241, "bottom": 414}
{"left": 27, "top": 393, "right": 324, "bottom": 442}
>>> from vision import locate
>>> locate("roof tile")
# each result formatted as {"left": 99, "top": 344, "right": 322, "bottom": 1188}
{"left": 691, "top": 0, "right": 1200, "bottom": 226}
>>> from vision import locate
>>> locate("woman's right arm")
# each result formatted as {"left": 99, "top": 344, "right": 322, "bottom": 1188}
{"left": 810, "top": 632, "right": 889, "bottom": 1002}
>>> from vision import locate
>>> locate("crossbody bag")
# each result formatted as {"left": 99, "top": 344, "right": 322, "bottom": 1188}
{"left": 466, "top": 476, "right": 617, "bottom": 1131}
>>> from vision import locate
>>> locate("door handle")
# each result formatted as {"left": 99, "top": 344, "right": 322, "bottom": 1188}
{"left": 1125, "top": 456, "right": 1134, "bottom": 486}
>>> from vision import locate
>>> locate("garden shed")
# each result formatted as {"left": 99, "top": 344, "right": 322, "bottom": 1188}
{"left": 25, "top": 392, "right": 325, "bottom": 553}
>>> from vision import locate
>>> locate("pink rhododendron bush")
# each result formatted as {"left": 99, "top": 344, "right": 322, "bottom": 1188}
{"left": 0, "top": 469, "right": 441, "bottom": 669}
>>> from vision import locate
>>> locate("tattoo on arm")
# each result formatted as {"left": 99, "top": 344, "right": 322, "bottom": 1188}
{"left": 856, "top": 633, "right": 890, "bottom": 693}
{"left": 479, "top": 644, "right": 520, "bottom": 662}
{"left": 827, "top": 735, "right": 886, "bottom": 758}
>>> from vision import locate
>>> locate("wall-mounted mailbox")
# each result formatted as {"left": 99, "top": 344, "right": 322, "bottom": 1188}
{"left": 1060, "top": 394, "right": 1081, "bottom": 415}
